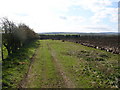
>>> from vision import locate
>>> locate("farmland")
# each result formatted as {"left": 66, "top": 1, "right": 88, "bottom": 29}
{"left": 39, "top": 34, "right": 120, "bottom": 54}
{"left": 18, "top": 40, "right": 120, "bottom": 88}
{"left": 1, "top": 20, "right": 119, "bottom": 88}
{"left": 1, "top": 0, "right": 119, "bottom": 88}
{"left": 3, "top": 39, "right": 119, "bottom": 88}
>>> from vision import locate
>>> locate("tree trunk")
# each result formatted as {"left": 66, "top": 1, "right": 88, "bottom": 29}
{"left": 7, "top": 48, "right": 11, "bottom": 56}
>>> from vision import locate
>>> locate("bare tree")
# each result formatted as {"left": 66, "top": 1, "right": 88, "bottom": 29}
{"left": 1, "top": 18, "right": 39, "bottom": 58}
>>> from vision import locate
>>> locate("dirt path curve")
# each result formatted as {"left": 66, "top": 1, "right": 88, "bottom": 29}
{"left": 47, "top": 43, "right": 75, "bottom": 88}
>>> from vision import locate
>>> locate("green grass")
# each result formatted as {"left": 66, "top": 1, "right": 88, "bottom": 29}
{"left": 2, "top": 45, "right": 8, "bottom": 59}
{"left": 25, "top": 40, "right": 65, "bottom": 88}
{"left": 2, "top": 39, "right": 119, "bottom": 88}
{"left": 46, "top": 40, "right": 119, "bottom": 88}
{"left": 2, "top": 40, "right": 40, "bottom": 88}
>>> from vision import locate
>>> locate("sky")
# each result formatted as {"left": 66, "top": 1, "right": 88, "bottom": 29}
{"left": 0, "top": 0, "right": 119, "bottom": 33}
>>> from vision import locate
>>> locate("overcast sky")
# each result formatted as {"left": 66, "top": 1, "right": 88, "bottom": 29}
{"left": 0, "top": 0, "right": 118, "bottom": 33}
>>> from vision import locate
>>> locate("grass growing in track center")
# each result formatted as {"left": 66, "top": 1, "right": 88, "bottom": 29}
{"left": 24, "top": 40, "right": 65, "bottom": 88}
{"left": 2, "top": 40, "right": 40, "bottom": 88}
{"left": 2, "top": 39, "right": 119, "bottom": 88}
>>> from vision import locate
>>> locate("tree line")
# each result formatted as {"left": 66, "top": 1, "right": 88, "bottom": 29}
{"left": 1, "top": 18, "right": 39, "bottom": 59}
{"left": 39, "top": 34, "right": 80, "bottom": 40}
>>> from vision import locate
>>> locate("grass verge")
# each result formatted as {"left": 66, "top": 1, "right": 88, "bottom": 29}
{"left": 2, "top": 40, "right": 40, "bottom": 88}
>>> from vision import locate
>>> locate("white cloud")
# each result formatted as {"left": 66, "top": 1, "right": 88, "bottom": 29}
{"left": 73, "top": 0, "right": 112, "bottom": 12}
{"left": 69, "top": 16, "right": 85, "bottom": 23}
{"left": 72, "top": 0, "right": 118, "bottom": 24}
{"left": 90, "top": 8, "right": 118, "bottom": 23}
{"left": 60, "top": 16, "right": 86, "bottom": 25}
{"left": 0, "top": 0, "right": 118, "bottom": 33}
{"left": 67, "top": 24, "right": 117, "bottom": 33}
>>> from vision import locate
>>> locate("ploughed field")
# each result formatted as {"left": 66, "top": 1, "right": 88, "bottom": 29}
{"left": 20, "top": 40, "right": 119, "bottom": 88}
{"left": 70, "top": 35, "right": 119, "bottom": 54}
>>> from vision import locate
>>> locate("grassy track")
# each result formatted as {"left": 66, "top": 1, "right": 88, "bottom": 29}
{"left": 22, "top": 40, "right": 66, "bottom": 88}
{"left": 20, "top": 40, "right": 119, "bottom": 88}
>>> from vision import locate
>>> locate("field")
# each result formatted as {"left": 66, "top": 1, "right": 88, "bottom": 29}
{"left": 3, "top": 39, "right": 119, "bottom": 88}
{"left": 40, "top": 34, "right": 120, "bottom": 54}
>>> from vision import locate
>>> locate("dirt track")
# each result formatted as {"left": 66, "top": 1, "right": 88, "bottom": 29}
{"left": 47, "top": 43, "right": 75, "bottom": 88}
{"left": 18, "top": 41, "right": 75, "bottom": 88}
